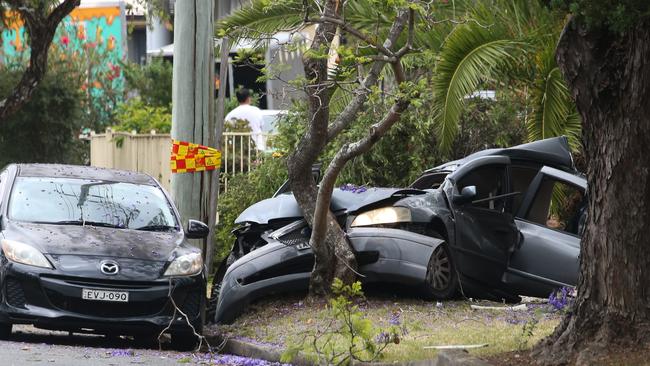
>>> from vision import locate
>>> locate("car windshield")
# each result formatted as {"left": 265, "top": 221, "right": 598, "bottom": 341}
{"left": 8, "top": 177, "right": 178, "bottom": 231}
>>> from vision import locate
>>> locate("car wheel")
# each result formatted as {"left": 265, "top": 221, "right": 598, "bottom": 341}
{"left": 0, "top": 323, "right": 12, "bottom": 339}
{"left": 206, "top": 252, "right": 239, "bottom": 322}
{"left": 425, "top": 243, "right": 459, "bottom": 300}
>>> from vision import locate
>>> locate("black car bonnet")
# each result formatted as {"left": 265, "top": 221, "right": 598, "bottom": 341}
{"left": 2, "top": 220, "right": 184, "bottom": 261}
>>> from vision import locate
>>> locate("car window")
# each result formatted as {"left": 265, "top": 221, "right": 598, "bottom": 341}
{"left": 457, "top": 165, "right": 507, "bottom": 211}
{"left": 510, "top": 166, "right": 540, "bottom": 214}
{"left": 410, "top": 172, "right": 449, "bottom": 189}
{"left": 8, "top": 177, "right": 178, "bottom": 230}
{"left": 524, "top": 176, "right": 586, "bottom": 236}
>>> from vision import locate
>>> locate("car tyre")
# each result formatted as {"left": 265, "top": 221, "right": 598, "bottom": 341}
{"left": 425, "top": 243, "right": 459, "bottom": 300}
{"left": 0, "top": 323, "right": 12, "bottom": 339}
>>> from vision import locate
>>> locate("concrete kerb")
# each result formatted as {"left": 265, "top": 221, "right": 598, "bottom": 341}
{"left": 205, "top": 334, "right": 494, "bottom": 366}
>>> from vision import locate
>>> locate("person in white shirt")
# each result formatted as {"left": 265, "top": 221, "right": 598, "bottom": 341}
{"left": 224, "top": 88, "right": 265, "bottom": 150}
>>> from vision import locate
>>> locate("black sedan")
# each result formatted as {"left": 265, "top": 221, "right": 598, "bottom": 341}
{"left": 0, "top": 164, "right": 209, "bottom": 349}
{"left": 211, "top": 137, "right": 587, "bottom": 323}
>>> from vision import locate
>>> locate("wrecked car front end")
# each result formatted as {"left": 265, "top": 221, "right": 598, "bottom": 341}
{"left": 214, "top": 189, "right": 450, "bottom": 323}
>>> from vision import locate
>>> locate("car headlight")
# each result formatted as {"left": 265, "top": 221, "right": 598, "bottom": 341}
{"left": 164, "top": 252, "right": 203, "bottom": 276}
{"left": 351, "top": 207, "right": 412, "bottom": 227}
{"left": 1, "top": 239, "right": 52, "bottom": 269}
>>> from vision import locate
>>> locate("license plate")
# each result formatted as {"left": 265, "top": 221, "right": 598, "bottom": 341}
{"left": 81, "top": 288, "right": 129, "bottom": 302}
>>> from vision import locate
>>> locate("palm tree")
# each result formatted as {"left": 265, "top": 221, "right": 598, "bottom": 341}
{"left": 430, "top": 0, "right": 580, "bottom": 152}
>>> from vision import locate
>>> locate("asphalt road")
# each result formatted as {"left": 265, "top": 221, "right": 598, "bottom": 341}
{"left": 1, "top": 325, "right": 275, "bottom": 366}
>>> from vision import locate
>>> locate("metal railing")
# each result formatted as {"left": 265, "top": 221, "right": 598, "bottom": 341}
{"left": 221, "top": 132, "right": 277, "bottom": 192}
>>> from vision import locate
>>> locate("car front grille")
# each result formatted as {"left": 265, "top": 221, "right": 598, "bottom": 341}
{"left": 44, "top": 289, "right": 168, "bottom": 318}
{"left": 40, "top": 275, "right": 162, "bottom": 289}
{"left": 5, "top": 277, "right": 27, "bottom": 308}
{"left": 277, "top": 229, "right": 310, "bottom": 247}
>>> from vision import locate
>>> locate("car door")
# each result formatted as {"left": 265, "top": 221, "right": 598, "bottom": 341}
{"left": 504, "top": 166, "right": 586, "bottom": 297}
{"left": 446, "top": 156, "right": 520, "bottom": 287}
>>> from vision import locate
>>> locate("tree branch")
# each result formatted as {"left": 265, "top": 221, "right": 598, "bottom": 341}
{"left": 395, "top": 8, "right": 415, "bottom": 58}
{"left": 308, "top": 16, "right": 394, "bottom": 57}
{"left": 325, "top": 8, "right": 410, "bottom": 142}
{"left": 0, "top": 0, "right": 80, "bottom": 123}
{"left": 312, "top": 8, "right": 411, "bottom": 256}
{"left": 48, "top": 0, "right": 80, "bottom": 28}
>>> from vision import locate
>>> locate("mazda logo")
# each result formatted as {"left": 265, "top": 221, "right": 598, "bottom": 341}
{"left": 99, "top": 260, "right": 120, "bottom": 275}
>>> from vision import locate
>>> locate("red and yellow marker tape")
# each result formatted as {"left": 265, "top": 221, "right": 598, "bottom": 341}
{"left": 170, "top": 139, "right": 221, "bottom": 173}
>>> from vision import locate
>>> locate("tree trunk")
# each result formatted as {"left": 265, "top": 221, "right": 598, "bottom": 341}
{"left": 287, "top": 0, "right": 358, "bottom": 297}
{"left": 533, "top": 17, "right": 650, "bottom": 365}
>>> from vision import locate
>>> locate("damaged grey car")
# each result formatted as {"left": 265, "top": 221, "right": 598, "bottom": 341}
{"left": 210, "top": 137, "right": 587, "bottom": 323}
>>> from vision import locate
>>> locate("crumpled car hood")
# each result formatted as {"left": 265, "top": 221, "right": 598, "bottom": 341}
{"left": 2, "top": 220, "right": 184, "bottom": 261}
{"left": 235, "top": 187, "right": 426, "bottom": 224}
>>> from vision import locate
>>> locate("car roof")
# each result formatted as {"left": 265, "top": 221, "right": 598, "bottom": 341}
{"left": 15, "top": 164, "right": 158, "bottom": 186}
{"left": 423, "top": 136, "right": 576, "bottom": 174}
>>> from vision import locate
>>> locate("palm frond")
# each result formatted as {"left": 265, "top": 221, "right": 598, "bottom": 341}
{"left": 431, "top": 21, "right": 524, "bottom": 153}
{"left": 527, "top": 42, "right": 581, "bottom": 150}
{"left": 216, "top": 0, "right": 306, "bottom": 50}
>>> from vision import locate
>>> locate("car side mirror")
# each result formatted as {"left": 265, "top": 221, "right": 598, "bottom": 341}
{"left": 186, "top": 219, "right": 209, "bottom": 239}
{"left": 453, "top": 185, "right": 477, "bottom": 205}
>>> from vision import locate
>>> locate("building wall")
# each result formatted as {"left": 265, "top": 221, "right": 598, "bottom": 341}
{"left": 1, "top": 1, "right": 127, "bottom": 68}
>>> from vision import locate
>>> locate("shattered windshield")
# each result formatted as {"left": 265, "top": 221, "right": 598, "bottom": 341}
{"left": 8, "top": 177, "right": 178, "bottom": 231}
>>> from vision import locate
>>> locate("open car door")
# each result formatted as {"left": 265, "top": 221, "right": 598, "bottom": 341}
{"left": 446, "top": 156, "right": 520, "bottom": 290}
{"left": 504, "top": 166, "right": 586, "bottom": 297}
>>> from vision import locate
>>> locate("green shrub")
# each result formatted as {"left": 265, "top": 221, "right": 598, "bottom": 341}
{"left": 122, "top": 58, "right": 172, "bottom": 109}
{"left": 281, "top": 279, "right": 403, "bottom": 365}
{"left": 0, "top": 67, "right": 87, "bottom": 168}
{"left": 112, "top": 97, "right": 171, "bottom": 133}
{"left": 215, "top": 155, "right": 287, "bottom": 262}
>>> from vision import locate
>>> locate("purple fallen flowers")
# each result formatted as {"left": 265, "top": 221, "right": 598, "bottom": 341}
{"left": 375, "top": 331, "right": 391, "bottom": 344}
{"left": 109, "top": 349, "right": 135, "bottom": 357}
{"left": 549, "top": 286, "right": 573, "bottom": 311}
{"left": 181, "top": 353, "right": 290, "bottom": 366}
{"left": 340, "top": 184, "right": 368, "bottom": 194}
{"left": 389, "top": 311, "right": 401, "bottom": 326}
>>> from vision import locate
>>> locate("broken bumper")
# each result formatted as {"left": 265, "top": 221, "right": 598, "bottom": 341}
{"left": 215, "top": 228, "right": 444, "bottom": 324}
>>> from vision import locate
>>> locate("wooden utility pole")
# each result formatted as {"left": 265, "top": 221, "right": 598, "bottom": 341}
{"left": 205, "top": 38, "right": 230, "bottom": 272}
{"left": 170, "top": 0, "right": 214, "bottom": 245}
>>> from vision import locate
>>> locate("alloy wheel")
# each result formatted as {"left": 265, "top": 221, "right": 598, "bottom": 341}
{"left": 430, "top": 246, "right": 451, "bottom": 290}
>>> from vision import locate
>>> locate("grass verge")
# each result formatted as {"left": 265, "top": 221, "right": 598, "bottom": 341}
{"left": 212, "top": 292, "right": 562, "bottom": 363}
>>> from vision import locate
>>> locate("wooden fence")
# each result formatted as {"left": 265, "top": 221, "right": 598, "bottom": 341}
{"left": 89, "top": 129, "right": 273, "bottom": 191}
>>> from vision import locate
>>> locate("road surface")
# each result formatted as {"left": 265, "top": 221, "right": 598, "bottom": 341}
{"left": 1, "top": 325, "right": 280, "bottom": 365}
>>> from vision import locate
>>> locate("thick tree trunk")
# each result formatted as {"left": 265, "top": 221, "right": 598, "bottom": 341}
{"left": 533, "top": 17, "right": 650, "bottom": 365}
